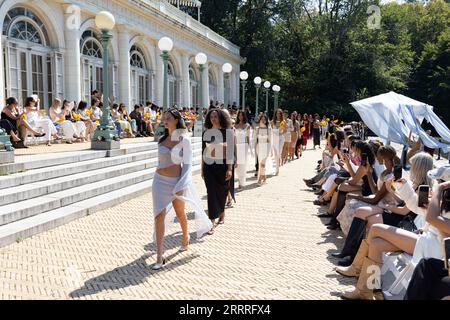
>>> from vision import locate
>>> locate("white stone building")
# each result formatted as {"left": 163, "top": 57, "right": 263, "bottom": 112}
{"left": 0, "top": 0, "right": 242, "bottom": 110}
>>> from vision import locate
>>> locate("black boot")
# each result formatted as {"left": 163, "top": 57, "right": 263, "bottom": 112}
{"left": 332, "top": 217, "right": 367, "bottom": 258}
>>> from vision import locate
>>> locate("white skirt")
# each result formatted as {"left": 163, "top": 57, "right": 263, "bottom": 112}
{"left": 151, "top": 172, "right": 212, "bottom": 239}
{"left": 152, "top": 173, "right": 180, "bottom": 216}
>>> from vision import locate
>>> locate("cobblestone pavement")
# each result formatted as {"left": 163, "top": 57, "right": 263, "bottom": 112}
{"left": 0, "top": 140, "right": 355, "bottom": 300}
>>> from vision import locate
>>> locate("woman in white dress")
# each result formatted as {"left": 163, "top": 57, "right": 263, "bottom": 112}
{"left": 282, "top": 110, "right": 293, "bottom": 165}
{"left": 49, "top": 99, "right": 82, "bottom": 144}
{"left": 272, "top": 109, "right": 285, "bottom": 176}
{"left": 63, "top": 100, "right": 86, "bottom": 141}
{"left": 255, "top": 113, "right": 272, "bottom": 185}
{"left": 24, "top": 96, "right": 60, "bottom": 146}
{"left": 234, "top": 110, "right": 251, "bottom": 189}
{"left": 152, "top": 108, "right": 212, "bottom": 270}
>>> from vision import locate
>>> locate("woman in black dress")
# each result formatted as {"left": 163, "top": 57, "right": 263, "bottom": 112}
{"left": 202, "top": 109, "right": 235, "bottom": 234}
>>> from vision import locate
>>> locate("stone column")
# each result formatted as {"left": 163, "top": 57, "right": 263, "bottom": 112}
{"left": 181, "top": 54, "right": 190, "bottom": 107}
{"left": 154, "top": 47, "right": 164, "bottom": 107}
{"left": 218, "top": 65, "right": 224, "bottom": 104}
{"left": 63, "top": 7, "right": 81, "bottom": 102}
{"left": 202, "top": 63, "right": 210, "bottom": 108}
{"left": 117, "top": 28, "right": 131, "bottom": 108}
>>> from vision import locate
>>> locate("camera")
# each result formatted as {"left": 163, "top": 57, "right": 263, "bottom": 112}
{"left": 343, "top": 148, "right": 349, "bottom": 154}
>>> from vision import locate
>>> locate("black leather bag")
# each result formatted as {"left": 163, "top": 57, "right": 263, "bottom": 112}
{"left": 397, "top": 213, "right": 418, "bottom": 233}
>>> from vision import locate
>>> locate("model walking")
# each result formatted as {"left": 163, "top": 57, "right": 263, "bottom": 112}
{"left": 152, "top": 108, "right": 212, "bottom": 270}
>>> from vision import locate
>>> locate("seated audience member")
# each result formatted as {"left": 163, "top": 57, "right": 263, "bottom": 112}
{"left": 76, "top": 101, "right": 96, "bottom": 140}
{"left": 130, "top": 104, "right": 147, "bottom": 137}
{"left": 335, "top": 162, "right": 450, "bottom": 300}
{"left": 24, "top": 96, "right": 61, "bottom": 146}
{"left": 49, "top": 98, "right": 81, "bottom": 144}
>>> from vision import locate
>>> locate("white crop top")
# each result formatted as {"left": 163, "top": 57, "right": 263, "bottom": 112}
{"left": 157, "top": 144, "right": 183, "bottom": 169}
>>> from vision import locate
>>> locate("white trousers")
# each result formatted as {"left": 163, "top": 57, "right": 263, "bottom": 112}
{"left": 59, "top": 121, "right": 86, "bottom": 140}
{"left": 31, "top": 119, "right": 57, "bottom": 142}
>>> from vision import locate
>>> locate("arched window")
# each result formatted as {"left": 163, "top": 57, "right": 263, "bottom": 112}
{"left": 80, "top": 30, "right": 104, "bottom": 102}
{"left": 189, "top": 67, "right": 199, "bottom": 108}
{"left": 130, "top": 45, "right": 152, "bottom": 106}
{"left": 2, "top": 7, "right": 59, "bottom": 108}
{"left": 208, "top": 70, "right": 217, "bottom": 104}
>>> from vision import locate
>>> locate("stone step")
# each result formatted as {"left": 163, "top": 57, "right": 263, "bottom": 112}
{"left": 0, "top": 153, "right": 203, "bottom": 226}
{"left": 0, "top": 141, "right": 159, "bottom": 175}
{"left": 0, "top": 164, "right": 201, "bottom": 248}
{"left": 0, "top": 157, "right": 158, "bottom": 206}
{"left": 0, "top": 167, "right": 155, "bottom": 227}
{"left": 0, "top": 141, "right": 202, "bottom": 189}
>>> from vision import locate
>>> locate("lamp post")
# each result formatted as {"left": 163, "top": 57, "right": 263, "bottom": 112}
{"left": 240, "top": 71, "right": 248, "bottom": 110}
{"left": 222, "top": 63, "right": 232, "bottom": 106}
{"left": 91, "top": 11, "right": 120, "bottom": 150}
{"left": 263, "top": 81, "right": 271, "bottom": 114}
{"left": 254, "top": 77, "right": 261, "bottom": 120}
{"left": 194, "top": 52, "right": 207, "bottom": 137}
{"left": 154, "top": 36, "right": 174, "bottom": 139}
{"left": 272, "top": 85, "right": 280, "bottom": 115}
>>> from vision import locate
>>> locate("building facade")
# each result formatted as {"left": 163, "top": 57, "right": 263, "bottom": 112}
{"left": 0, "top": 0, "right": 242, "bottom": 110}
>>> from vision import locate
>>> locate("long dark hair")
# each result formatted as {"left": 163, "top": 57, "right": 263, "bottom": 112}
{"left": 355, "top": 141, "right": 376, "bottom": 166}
{"left": 159, "top": 108, "right": 186, "bottom": 144}
{"left": 258, "top": 112, "right": 270, "bottom": 127}
{"left": 78, "top": 101, "right": 88, "bottom": 111}
{"left": 24, "top": 97, "right": 35, "bottom": 108}
{"left": 6, "top": 97, "right": 17, "bottom": 106}
{"left": 204, "top": 109, "right": 231, "bottom": 129}
{"left": 235, "top": 110, "right": 248, "bottom": 125}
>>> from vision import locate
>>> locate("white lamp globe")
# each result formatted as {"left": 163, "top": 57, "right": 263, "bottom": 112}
{"left": 254, "top": 77, "right": 262, "bottom": 85}
{"left": 273, "top": 85, "right": 280, "bottom": 92}
{"left": 222, "top": 63, "right": 232, "bottom": 73}
{"left": 95, "top": 11, "right": 116, "bottom": 31}
{"left": 240, "top": 71, "right": 249, "bottom": 81}
{"left": 158, "top": 37, "right": 174, "bottom": 52}
{"left": 263, "top": 81, "right": 271, "bottom": 89}
{"left": 195, "top": 53, "right": 208, "bottom": 65}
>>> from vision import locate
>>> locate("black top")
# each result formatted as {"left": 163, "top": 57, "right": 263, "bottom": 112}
{"left": 202, "top": 128, "right": 233, "bottom": 162}
{"left": 361, "top": 169, "right": 378, "bottom": 197}
{"left": 130, "top": 110, "right": 141, "bottom": 121}
{"left": 1, "top": 111, "right": 17, "bottom": 125}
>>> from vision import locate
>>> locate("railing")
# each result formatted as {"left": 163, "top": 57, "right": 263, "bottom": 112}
{"left": 136, "top": 0, "right": 240, "bottom": 55}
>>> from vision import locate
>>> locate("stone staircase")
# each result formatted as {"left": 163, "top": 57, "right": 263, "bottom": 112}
{"left": 0, "top": 138, "right": 202, "bottom": 248}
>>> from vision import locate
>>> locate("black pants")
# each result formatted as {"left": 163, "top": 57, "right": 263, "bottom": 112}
{"left": 295, "top": 138, "right": 302, "bottom": 158}
{"left": 133, "top": 118, "right": 146, "bottom": 134}
{"left": 404, "top": 258, "right": 450, "bottom": 300}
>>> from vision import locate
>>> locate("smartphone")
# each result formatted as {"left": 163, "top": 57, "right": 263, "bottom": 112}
{"left": 442, "top": 189, "right": 450, "bottom": 213}
{"left": 418, "top": 185, "right": 430, "bottom": 208}
{"left": 361, "top": 153, "right": 368, "bottom": 166}
{"left": 393, "top": 165, "right": 403, "bottom": 181}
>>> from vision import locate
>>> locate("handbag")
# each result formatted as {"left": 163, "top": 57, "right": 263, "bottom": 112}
{"left": 397, "top": 212, "right": 418, "bottom": 233}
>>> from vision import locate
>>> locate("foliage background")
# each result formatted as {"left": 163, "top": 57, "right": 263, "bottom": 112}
{"left": 198, "top": 0, "right": 449, "bottom": 123}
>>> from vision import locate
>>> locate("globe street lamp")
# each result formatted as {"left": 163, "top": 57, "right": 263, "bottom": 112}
{"left": 194, "top": 52, "right": 207, "bottom": 137}
{"left": 155, "top": 36, "right": 174, "bottom": 139}
{"left": 240, "top": 71, "right": 248, "bottom": 110}
{"left": 91, "top": 11, "right": 119, "bottom": 150}
{"left": 263, "top": 81, "right": 271, "bottom": 114}
{"left": 254, "top": 77, "right": 262, "bottom": 120}
{"left": 222, "top": 63, "right": 232, "bottom": 106}
{"left": 272, "top": 85, "right": 281, "bottom": 115}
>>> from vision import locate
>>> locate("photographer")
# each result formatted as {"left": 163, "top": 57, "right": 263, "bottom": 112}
{"left": 404, "top": 167, "right": 450, "bottom": 300}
